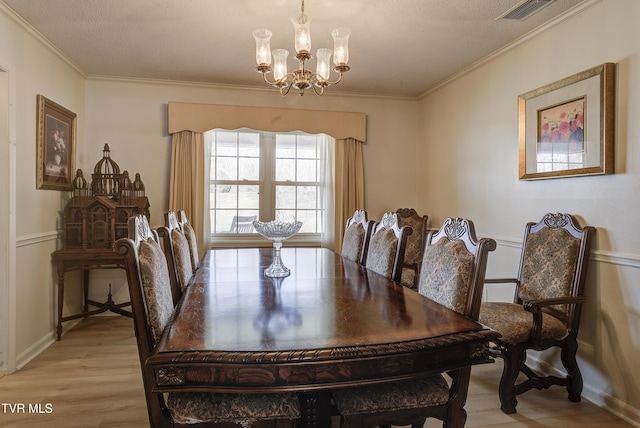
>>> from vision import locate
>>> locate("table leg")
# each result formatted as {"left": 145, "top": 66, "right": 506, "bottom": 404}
{"left": 56, "top": 261, "right": 65, "bottom": 341}
{"left": 82, "top": 268, "right": 89, "bottom": 313}
{"left": 298, "top": 391, "right": 332, "bottom": 428}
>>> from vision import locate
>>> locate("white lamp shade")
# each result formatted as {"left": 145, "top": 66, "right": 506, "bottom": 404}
{"left": 331, "top": 28, "right": 350, "bottom": 65}
{"left": 253, "top": 29, "right": 272, "bottom": 66}
{"left": 272, "top": 49, "right": 289, "bottom": 81}
{"left": 291, "top": 12, "right": 312, "bottom": 53}
{"left": 315, "top": 48, "right": 332, "bottom": 80}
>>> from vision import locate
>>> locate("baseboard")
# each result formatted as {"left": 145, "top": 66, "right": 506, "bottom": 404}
{"left": 528, "top": 355, "right": 640, "bottom": 427}
{"left": 15, "top": 319, "right": 82, "bottom": 370}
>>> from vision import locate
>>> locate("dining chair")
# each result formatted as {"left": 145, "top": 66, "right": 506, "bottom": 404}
{"left": 177, "top": 209, "right": 200, "bottom": 272}
{"left": 157, "top": 211, "right": 194, "bottom": 306}
{"left": 479, "top": 213, "right": 595, "bottom": 414}
{"left": 396, "top": 208, "right": 428, "bottom": 289}
{"left": 114, "top": 215, "right": 300, "bottom": 428}
{"left": 332, "top": 217, "right": 496, "bottom": 428}
{"left": 364, "top": 212, "right": 412, "bottom": 283}
{"left": 341, "top": 209, "right": 375, "bottom": 265}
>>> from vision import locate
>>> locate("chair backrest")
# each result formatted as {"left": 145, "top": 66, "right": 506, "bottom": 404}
{"left": 514, "top": 213, "right": 595, "bottom": 326}
{"left": 158, "top": 211, "right": 194, "bottom": 305}
{"left": 365, "top": 212, "right": 413, "bottom": 283}
{"left": 229, "top": 215, "right": 257, "bottom": 233}
{"left": 114, "top": 214, "right": 175, "bottom": 424}
{"left": 177, "top": 209, "right": 200, "bottom": 272}
{"left": 396, "top": 208, "right": 428, "bottom": 267}
{"left": 418, "top": 217, "right": 496, "bottom": 320}
{"left": 341, "top": 209, "right": 375, "bottom": 265}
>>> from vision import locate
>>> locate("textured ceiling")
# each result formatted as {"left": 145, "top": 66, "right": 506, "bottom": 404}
{"left": 3, "top": 0, "right": 588, "bottom": 98}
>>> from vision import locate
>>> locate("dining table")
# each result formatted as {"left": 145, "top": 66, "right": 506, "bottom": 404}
{"left": 147, "top": 247, "right": 499, "bottom": 427}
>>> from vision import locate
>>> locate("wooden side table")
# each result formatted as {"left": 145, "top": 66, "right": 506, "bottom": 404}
{"left": 52, "top": 248, "right": 132, "bottom": 340}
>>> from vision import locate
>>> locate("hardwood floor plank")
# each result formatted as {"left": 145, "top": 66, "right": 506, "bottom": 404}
{"left": 0, "top": 317, "right": 147, "bottom": 428}
{"left": 0, "top": 317, "right": 632, "bottom": 427}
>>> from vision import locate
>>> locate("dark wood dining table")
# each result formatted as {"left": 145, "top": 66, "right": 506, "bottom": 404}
{"left": 148, "top": 247, "right": 499, "bottom": 427}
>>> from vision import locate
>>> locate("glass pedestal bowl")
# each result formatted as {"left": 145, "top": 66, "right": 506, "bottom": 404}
{"left": 253, "top": 220, "right": 303, "bottom": 278}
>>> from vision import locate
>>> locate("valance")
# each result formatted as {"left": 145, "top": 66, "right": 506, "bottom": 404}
{"left": 168, "top": 102, "right": 366, "bottom": 142}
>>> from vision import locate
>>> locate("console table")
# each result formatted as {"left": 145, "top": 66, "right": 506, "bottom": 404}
{"left": 52, "top": 248, "right": 132, "bottom": 340}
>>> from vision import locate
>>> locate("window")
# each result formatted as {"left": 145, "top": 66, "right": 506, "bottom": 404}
{"left": 206, "top": 129, "right": 331, "bottom": 244}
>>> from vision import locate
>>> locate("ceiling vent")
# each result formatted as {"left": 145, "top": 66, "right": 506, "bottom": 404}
{"left": 497, "top": 0, "right": 555, "bottom": 20}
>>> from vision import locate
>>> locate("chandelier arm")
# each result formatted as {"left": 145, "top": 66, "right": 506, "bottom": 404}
{"left": 309, "top": 71, "right": 344, "bottom": 88}
{"left": 261, "top": 71, "right": 297, "bottom": 90}
{"left": 280, "top": 82, "right": 294, "bottom": 96}
{"left": 310, "top": 83, "right": 324, "bottom": 96}
{"left": 261, "top": 72, "right": 282, "bottom": 87}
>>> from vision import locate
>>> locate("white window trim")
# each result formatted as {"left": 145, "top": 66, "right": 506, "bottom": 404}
{"left": 207, "top": 129, "right": 328, "bottom": 248}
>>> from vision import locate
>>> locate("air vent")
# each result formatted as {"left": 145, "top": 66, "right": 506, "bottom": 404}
{"left": 497, "top": 0, "right": 554, "bottom": 20}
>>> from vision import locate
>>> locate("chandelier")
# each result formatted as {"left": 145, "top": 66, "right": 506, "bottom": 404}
{"left": 252, "top": 0, "right": 351, "bottom": 96}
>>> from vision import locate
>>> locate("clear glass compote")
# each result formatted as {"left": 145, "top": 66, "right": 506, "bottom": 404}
{"left": 253, "top": 220, "right": 303, "bottom": 277}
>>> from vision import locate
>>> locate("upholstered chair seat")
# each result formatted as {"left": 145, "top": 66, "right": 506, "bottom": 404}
{"left": 480, "top": 302, "right": 569, "bottom": 344}
{"left": 332, "top": 375, "right": 448, "bottom": 417}
{"left": 166, "top": 391, "right": 301, "bottom": 425}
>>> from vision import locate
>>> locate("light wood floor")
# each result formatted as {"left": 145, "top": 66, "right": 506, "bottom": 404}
{"left": 0, "top": 317, "right": 632, "bottom": 427}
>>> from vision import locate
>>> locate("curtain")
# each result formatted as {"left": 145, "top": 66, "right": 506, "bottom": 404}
{"left": 320, "top": 135, "right": 335, "bottom": 250}
{"left": 168, "top": 131, "right": 211, "bottom": 256}
{"left": 333, "top": 138, "right": 365, "bottom": 254}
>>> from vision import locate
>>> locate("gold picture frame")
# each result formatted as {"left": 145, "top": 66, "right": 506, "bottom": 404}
{"left": 518, "top": 62, "right": 615, "bottom": 180}
{"left": 36, "top": 95, "right": 76, "bottom": 190}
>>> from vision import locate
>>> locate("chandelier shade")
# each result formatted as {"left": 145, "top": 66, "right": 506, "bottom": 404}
{"left": 252, "top": 0, "right": 350, "bottom": 96}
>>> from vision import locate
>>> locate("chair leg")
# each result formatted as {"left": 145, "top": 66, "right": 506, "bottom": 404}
{"left": 561, "top": 340, "right": 583, "bottom": 402}
{"left": 498, "top": 343, "right": 522, "bottom": 414}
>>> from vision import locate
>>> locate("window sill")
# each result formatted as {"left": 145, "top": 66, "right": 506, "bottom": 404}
{"left": 210, "top": 234, "right": 321, "bottom": 249}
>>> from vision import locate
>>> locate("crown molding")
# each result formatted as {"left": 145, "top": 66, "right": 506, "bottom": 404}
{"left": 0, "top": 1, "right": 87, "bottom": 77}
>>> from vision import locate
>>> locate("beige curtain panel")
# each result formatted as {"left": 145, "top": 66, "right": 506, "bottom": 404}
{"left": 334, "top": 138, "right": 365, "bottom": 254}
{"left": 168, "top": 131, "right": 207, "bottom": 257}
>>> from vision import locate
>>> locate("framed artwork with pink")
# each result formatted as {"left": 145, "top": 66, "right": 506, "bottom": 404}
{"left": 518, "top": 63, "right": 615, "bottom": 180}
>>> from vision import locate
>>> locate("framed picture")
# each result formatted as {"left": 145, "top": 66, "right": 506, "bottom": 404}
{"left": 36, "top": 95, "right": 76, "bottom": 190}
{"left": 518, "top": 62, "right": 615, "bottom": 180}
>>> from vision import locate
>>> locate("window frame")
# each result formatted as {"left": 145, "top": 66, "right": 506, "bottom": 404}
{"left": 207, "top": 129, "right": 324, "bottom": 248}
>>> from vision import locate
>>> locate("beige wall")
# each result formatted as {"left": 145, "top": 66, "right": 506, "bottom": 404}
{"left": 0, "top": 4, "right": 86, "bottom": 371}
{"left": 416, "top": 0, "right": 640, "bottom": 423}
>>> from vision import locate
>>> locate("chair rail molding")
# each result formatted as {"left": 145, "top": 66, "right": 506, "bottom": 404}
{"left": 16, "top": 231, "right": 60, "bottom": 247}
